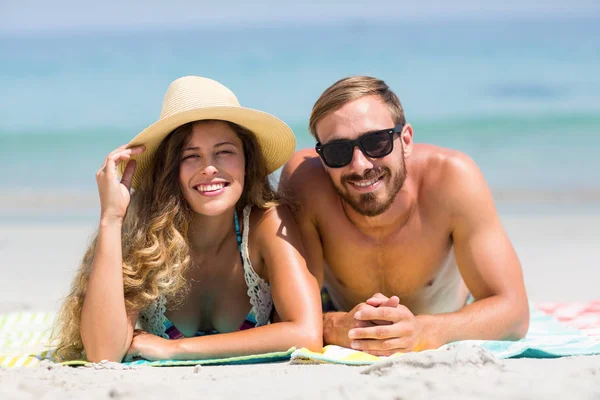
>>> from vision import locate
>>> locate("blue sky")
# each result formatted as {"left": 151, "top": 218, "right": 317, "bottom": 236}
{"left": 2, "top": 0, "right": 599, "bottom": 33}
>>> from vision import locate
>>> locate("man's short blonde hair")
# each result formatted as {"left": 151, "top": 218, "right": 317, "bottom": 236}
{"left": 309, "top": 76, "right": 406, "bottom": 141}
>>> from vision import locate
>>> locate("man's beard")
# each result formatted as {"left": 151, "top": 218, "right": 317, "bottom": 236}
{"left": 332, "top": 155, "right": 407, "bottom": 217}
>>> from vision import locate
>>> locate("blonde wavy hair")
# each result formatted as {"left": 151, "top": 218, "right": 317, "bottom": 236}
{"left": 53, "top": 120, "right": 278, "bottom": 361}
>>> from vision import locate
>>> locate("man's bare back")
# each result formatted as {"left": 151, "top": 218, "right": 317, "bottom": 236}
{"left": 280, "top": 76, "right": 529, "bottom": 355}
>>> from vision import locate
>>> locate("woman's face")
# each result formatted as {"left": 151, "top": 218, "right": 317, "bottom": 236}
{"left": 178, "top": 121, "right": 245, "bottom": 217}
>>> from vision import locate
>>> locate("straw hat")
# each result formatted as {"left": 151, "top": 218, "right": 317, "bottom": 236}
{"left": 118, "top": 76, "right": 296, "bottom": 189}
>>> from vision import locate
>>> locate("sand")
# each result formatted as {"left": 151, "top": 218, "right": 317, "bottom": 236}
{"left": 0, "top": 350, "right": 598, "bottom": 399}
{"left": 1, "top": 195, "right": 599, "bottom": 399}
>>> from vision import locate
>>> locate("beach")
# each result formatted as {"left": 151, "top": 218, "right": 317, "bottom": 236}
{"left": 0, "top": 354, "right": 599, "bottom": 399}
{"left": 1, "top": 191, "right": 599, "bottom": 399}
{"left": 1, "top": 13, "right": 600, "bottom": 399}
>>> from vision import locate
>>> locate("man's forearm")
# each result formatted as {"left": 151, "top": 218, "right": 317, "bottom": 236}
{"left": 417, "top": 295, "right": 529, "bottom": 350}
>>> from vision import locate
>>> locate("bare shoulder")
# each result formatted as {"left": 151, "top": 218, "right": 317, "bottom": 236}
{"left": 248, "top": 204, "right": 301, "bottom": 242}
{"left": 414, "top": 144, "right": 484, "bottom": 190}
{"left": 245, "top": 205, "right": 306, "bottom": 281}
{"left": 414, "top": 144, "right": 491, "bottom": 215}
{"left": 279, "top": 148, "right": 333, "bottom": 211}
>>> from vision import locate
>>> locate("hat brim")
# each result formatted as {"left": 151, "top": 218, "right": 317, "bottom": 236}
{"left": 118, "top": 106, "right": 296, "bottom": 189}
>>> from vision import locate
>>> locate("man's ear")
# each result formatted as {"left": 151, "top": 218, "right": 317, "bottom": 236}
{"left": 401, "top": 123, "right": 414, "bottom": 158}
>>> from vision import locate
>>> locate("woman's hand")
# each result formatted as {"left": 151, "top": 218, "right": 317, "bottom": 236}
{"left": 124, "top": 330, "right": 177, "bottom": 362}
{"left": 96, "top": 145, "right": 145, "bottom": 222}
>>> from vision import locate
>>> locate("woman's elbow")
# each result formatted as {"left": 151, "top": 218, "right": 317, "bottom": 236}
{"left": 81, "top": 333, "right": 129, "bottom": 363}
{"left": 84, "top": 347, "right": 125, "bottom": 363}
{"left": 291, "top": 323, "right": 323, "bottom": 351}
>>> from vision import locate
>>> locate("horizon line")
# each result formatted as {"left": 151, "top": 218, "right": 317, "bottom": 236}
{"left": 1, "top": 13, "right": 599, "bottom": 37}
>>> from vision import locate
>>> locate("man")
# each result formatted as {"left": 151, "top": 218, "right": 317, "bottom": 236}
{"left": 279, "top": 76, "right": 529, "bottom": 356}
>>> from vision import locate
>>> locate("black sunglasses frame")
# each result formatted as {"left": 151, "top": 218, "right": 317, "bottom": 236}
{"left": 315, "top": 124, "right": 404, "bottom": 168}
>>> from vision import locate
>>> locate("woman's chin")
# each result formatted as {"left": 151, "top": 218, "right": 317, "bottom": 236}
{"left": 190, "top": 199, "right": 237, "bottom": 217}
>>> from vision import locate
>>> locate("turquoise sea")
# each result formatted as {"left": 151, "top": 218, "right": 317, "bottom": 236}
{"left": 1, "top": 17, "right": 599, "bottom": 202}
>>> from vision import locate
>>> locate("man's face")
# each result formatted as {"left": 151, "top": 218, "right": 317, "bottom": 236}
{"left": 315, "top": 96, "right": 409, "bottom": 217}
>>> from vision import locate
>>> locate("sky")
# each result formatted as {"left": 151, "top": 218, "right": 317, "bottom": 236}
{"left": 1, "top": 0, "right": 599, "bottom": 34}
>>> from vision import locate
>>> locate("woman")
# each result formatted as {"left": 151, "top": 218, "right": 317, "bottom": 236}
{"left": 53, "top": 76, "right": 322, "bottom": 362}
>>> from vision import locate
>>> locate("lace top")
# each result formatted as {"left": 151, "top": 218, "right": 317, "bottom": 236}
{"left": 137, "top": 205, "right": 273, "bottom": 338}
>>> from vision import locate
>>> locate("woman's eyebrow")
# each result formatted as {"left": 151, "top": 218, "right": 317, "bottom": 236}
{"left": 183, "top": 142, "right": 237, "bottom": 152}
{"left": 214, "top": 141, "right": 237, "bottom": 148}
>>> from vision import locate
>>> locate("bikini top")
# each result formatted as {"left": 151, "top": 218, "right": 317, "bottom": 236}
{"left": 137, "top": 206, "right": 273, "bottom": 338}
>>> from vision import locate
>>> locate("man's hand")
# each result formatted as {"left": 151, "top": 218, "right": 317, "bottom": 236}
{"left": 348, "top": 293, "right": 425, "bottom": 356}
{"left": 124, "top": 330, "right": 177, "bottom": 362}
{"left": 324, "top": 303, "right": 380, "bottom": 348}
{"left": 366, "top": 293, "right": 400, "bottom": 310}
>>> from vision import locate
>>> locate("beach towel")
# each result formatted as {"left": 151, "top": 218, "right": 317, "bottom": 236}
{"left": 1, "top": 302, "right": 598, "bottom": 367}
{"left": 0, "top": 312, "right": 55, "bottom": 367}
{"left": 290, "top": 302, "right": 600, "bottom": 365}
{"left": 0, "top": 312, "right": 293, "bottom": 367}
{"left": 60, "top": 349, "right": 295, "bottom": 367}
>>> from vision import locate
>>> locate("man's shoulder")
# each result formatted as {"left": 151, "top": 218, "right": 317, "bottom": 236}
{"left": 414, "top": 144, "right": 489, "bottom": 219}
{"left": 414, "top": 144, "right": 481, "bottom": 189}
{"left": 284, "top": 148, "right": 323, "bottom": 174}
{"left": 280, "top": 148, "right": 331, "bottom": 198}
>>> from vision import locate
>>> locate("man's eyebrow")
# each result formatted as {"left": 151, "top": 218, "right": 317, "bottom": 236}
{"left": 325, "top": 127, "right": 390, "bottom": 142}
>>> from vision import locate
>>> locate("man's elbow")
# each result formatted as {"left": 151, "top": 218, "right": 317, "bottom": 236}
{"left": 507, "top": 300, "right": 530, "bottom": 340}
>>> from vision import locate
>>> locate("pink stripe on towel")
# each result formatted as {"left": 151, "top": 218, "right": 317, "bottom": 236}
{"left": 536, "top": 301, "right": 600, "bottom": 340}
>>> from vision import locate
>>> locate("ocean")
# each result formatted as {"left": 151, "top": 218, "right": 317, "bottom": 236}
{"left": 1, "top": 17, "right": 599, "bottom": 204}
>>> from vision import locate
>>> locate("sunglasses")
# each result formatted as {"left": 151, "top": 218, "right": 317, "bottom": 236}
{"left": 315, "top": 124, "right": 404, "bottom": 168}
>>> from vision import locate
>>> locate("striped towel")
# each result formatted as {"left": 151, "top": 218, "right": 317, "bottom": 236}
{"left": 0, "top": 312, "right": 293, "bottom": 367}
{"left": 537, "top": 300, "right": 600, "bottom": 339}
{"left": 2, "top": 302, "right": 599, "bottom": 367}
{"left": 291, "top": 302, "right": 600, "bottom": 365}
{"left": 0, "top": 312, "right": 56, "bottom": 367}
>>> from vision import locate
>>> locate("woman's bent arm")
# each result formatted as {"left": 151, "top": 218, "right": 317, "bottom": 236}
{"left": 127, "top": 205, "right": 322, "bottom": 361}
{"left": 80, "top": 146, "right": 143, "bottom": 362}
{"left": 80, "top": 218, "right": 137, "bottom": 362}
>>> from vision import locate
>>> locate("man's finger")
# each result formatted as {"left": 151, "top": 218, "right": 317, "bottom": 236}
{"left": 381, "top": 296, "right": 400, "bottom": 308}
{"left": 366, "top": 294, "right": 400, "bottom": 308}
{"left": 366, "top": 293, "right": 389, "bottom": 307}
{"left": 354, "top": 319, "right": 375, "bottom": 328}
{"left": 349, "top": 321, "right": 414, "bottom": 340}
{"left": 354, "top": 305, "right": 409, "bottom": 322}
{"left": 366, "top": 298, "right": 385, "bottom": 307}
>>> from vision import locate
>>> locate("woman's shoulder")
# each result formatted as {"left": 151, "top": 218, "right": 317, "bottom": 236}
{"left": 246, "top": 204, "right": 298, "bottom": 241}
{"left": 244, "top": 204, "right": 302, "bottom": 281}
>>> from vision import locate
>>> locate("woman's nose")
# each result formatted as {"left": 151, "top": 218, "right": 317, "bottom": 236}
{"left": 200, "top": 157, "right": 219, "bottom": 175}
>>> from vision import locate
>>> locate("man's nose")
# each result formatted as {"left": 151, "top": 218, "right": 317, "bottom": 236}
{"left": 348, "top": 146, "right": 374, "bottom": 173}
